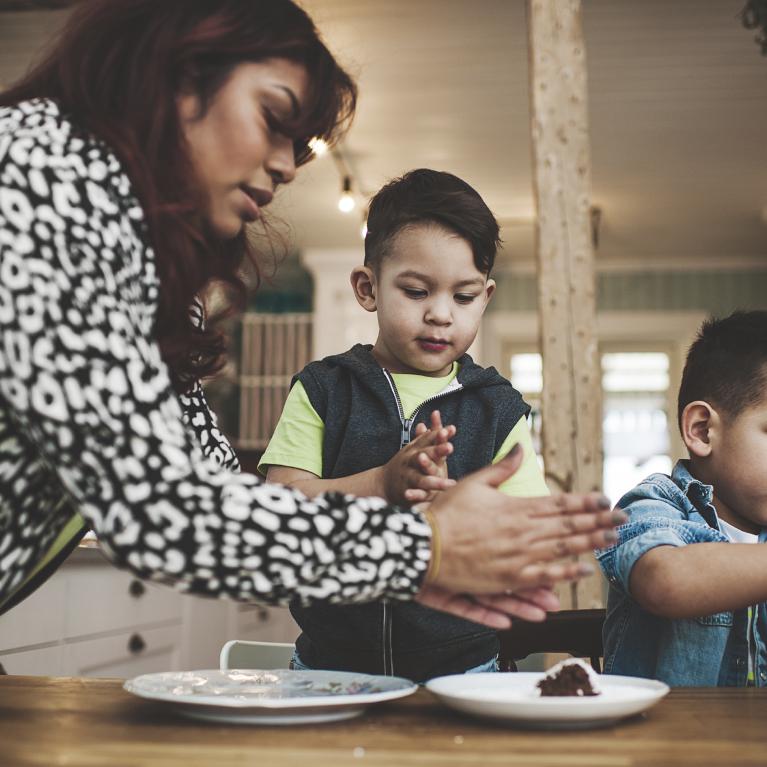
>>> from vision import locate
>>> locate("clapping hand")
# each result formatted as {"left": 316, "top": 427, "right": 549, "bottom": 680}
{"left": 415, "top": 444, "right": 625, "bottom": 628}
{"left": 403, "top": 410, "right": 455, "bottom": 504}
{"left": 417, "top": 583, "right": 561, "bottom": 629}
{"left": 380, "top": 410, "right": 456, "bottom": 504}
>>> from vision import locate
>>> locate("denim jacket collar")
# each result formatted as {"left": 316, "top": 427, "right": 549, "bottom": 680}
{"left": 672, "top": 460, "right": 767, "bottom": 542}
{"left": 671, "top": 460, "right": 718, "bottom": 529}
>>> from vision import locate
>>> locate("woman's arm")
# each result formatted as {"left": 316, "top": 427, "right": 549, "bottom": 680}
{"left": 0, "top": 110, "right": 431, "bottom": 608}
{"left": 0, "top": 104, "right": 622, "bottom": 622}
{"left": 630, "top": 543, "right": 767, "bottom": 618}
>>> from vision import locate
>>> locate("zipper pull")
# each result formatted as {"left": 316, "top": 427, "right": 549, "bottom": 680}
{"left": 401, "top": 419, "right": 412, "bottom": 446}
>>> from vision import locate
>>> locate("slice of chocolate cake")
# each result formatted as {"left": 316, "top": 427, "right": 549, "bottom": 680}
{"left": 537, "top": 658, "right": 601, "bottom": 697}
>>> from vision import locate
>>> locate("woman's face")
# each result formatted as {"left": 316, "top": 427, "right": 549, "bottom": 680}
{"left": 178, "top": 58, "right": 310, "bottom": 238}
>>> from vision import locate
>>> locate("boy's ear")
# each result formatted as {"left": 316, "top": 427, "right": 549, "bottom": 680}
{"left": 350, "top": 266, "right": 377, "bottom": 312}
{"left": 483, "top": 278, "right": 496, "bottom": 307}
{"left": 681, "top": 400, "right": 718, "bottom": 457}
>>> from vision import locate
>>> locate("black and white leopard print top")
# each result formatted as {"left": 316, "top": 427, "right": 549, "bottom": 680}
{"left": 0, "top": 99, "right": 431, "bottom": 607}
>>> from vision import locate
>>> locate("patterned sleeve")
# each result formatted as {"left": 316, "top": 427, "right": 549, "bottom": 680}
{"left": 179, "top": 380, "right": 241, "bottom": 472}
{"left": 0, "top": 101, "right": 432, "bottom": 606}
{"left": 178, "top": 300, "right": 240, "bottom": 472}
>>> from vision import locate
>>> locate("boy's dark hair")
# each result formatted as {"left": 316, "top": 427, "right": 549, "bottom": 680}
{"left": 677, "top": 310, "right": 767, "bottom": 428}
{"left": 364, "top": 169, "right": 501, "bottom": 274}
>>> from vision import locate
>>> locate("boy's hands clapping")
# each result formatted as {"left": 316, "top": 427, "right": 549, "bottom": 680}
{"left": 405, "top": 410, "right": 455, "bottom": 504}
{"left": 380, "top": 410, "right": 456, "bottom": 505}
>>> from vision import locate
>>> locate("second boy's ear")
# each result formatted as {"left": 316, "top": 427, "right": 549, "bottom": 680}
{"left": 681, "top": 400, "right": 718, "bottom": 458}
{"left": 483, "top": 278, "right": 496, "bottom": 308}
{"left": 350, "top": 266, "right": 377, "bottom": 312}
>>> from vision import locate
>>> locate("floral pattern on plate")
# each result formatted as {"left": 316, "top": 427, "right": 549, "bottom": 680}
{"left": 123, "top": 668, "right": 418, "bottom": 724}
{"left": 142, "top": 670, "right": 389, "bottom": 699}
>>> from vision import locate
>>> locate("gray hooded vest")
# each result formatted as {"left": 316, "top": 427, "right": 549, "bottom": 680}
{"left": 290, "top": 344, "right": 530, "bottom": 682}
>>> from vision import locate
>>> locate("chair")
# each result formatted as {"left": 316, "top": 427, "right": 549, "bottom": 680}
{"left": 498, "top": 608, "right": 606, "bottom": 672}
{"left": 219, "top": 640, "right": 295, "bottom": 671}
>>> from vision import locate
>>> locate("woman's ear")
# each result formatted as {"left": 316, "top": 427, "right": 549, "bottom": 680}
{"left": 350, "top": 266, "right": 377, "bottom": 312}
{"left": 176, "top": 86, "right": 201, "bottom": 124}
{"left": 681, "top": 401, "right": 717, "bottom": 457}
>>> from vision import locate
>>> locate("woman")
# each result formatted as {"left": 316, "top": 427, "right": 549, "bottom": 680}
{"left": 0, "top": 0, "right": 620, "bottom": 629}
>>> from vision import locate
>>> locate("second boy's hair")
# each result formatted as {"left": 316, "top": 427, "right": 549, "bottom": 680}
{"left": 364, "top": 169, "right": 501, "bottom": 275}
{"left": 677, "top": 310, "right": 767, "bottom": 428}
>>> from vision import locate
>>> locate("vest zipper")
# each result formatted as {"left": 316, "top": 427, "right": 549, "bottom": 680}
{"left": 379, "top": 368, "right": 463, "bottom": 676}
{"left": 381, "top": 370, "right": 463, "bottom": 446}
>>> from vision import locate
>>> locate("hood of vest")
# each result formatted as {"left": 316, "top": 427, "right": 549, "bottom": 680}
{"left": 314, "top": 343, "right": 510, "bottom": 407}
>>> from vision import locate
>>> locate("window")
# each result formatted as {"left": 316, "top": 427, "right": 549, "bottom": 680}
{"left": 601, "top": 352, "right": 672, "bottom": 503}
{"left": 507, "top": 350, "right": 673, "bottom": 503}
{"left": 510, "top": 353, "right": 543, "bottom": 455}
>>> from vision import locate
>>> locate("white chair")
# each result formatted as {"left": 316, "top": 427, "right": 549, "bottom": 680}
{"left": 219, "top": 640, "right": 295, "bottom": 671}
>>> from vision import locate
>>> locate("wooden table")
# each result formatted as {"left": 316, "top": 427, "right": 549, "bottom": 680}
{"left": 2, "top": 675, "right": 767, "bottom": 766}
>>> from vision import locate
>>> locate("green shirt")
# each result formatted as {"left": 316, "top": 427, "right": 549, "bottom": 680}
{"left": 260, "top": 363, "right": 549, "bottom": 497}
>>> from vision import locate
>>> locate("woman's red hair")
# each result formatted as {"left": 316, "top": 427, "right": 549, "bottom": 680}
{"left": 0, "top": 0, "right": 356, "bottom": 392}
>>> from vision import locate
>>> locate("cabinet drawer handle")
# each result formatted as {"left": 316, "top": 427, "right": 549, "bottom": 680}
{"left": 129, "top": 580, "right": 146, "bottom": 598}
{"left": 128, "top": 633, "right": 146, "bottom": 655}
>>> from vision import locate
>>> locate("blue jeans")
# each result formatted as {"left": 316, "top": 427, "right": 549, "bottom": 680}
{"left": 290, "top": 650, "right": 498, "bottom": 676}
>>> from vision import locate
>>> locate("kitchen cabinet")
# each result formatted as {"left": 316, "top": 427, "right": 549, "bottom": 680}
{"left": 0, "top": 546, "right": 299, "bottom": 677}
{"left": 63, "top": 625, "right": 181, "bottom": 678}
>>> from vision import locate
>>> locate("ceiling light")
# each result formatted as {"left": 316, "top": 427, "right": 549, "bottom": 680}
{"left": 308, "top": 137, "right": 329, "bottom": 157}
{"left": 338, "top": 176, "right": 355, "bottom": 213}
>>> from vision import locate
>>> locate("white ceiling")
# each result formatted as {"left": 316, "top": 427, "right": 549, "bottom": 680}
{"left": 2, "top": 1, "right": 766, "bottom": 268}
{"left": 280, "top": 0, "right": 767, "bottom": 268}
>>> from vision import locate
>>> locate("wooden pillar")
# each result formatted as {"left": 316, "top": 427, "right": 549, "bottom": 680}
{"left": 527, "top": 0, "right": 603, "bottom": 609}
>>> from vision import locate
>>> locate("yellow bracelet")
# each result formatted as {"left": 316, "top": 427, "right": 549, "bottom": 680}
{"left": 422, "top": 508, "right": 441, "bottom": 584}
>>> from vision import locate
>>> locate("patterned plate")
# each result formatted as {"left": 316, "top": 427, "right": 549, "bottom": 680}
{"left": 123, "top": 668, "right": 417, "bottom": 725}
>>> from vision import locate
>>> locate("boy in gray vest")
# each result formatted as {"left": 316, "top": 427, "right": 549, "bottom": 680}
{"left": 259, "top": 169, "right": 549, "bottom": 681}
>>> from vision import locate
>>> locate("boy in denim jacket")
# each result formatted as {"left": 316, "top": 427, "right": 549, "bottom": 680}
{"left": 597, "top": 311, "right": 767, "bottom": 686}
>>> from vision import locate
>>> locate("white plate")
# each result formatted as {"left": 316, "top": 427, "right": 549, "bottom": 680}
{"left": 426, "top": 672, "right": 669, "bottom": 729}
{"left": 123, "top": 668, "right": 417, "bottom": 725}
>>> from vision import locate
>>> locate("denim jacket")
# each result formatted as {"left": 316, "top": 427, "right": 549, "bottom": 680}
{"left": 596, "top": 460, "right": 767, "bottom": 687}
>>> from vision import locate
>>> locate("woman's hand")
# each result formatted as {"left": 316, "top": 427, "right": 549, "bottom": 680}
{"left": 423, "top": 444, "right": 625, "bottom": 598}
{"left": 380, "top": 418, "right": 456, "bottom": 504}
{"left": 416, "top": 585, "right": 561, "bottom": 629}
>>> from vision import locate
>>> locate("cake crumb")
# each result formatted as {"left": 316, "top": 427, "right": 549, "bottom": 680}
{"left": 353, "top": 746, "right": 366, "bottom": 758}
{"left": 453, "top": 735, "right": 464, "bottom": 744}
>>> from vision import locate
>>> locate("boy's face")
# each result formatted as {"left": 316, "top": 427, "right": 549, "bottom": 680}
{"left": 359, "top": 222, "right": 495, "bottom": 377}
{"left": 709, "top": 394, "right": 767, "bottom": 530}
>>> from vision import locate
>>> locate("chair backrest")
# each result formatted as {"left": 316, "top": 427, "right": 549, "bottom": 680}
{"left": 498, "top": 608, "right": 606, "bottom": 672}
{"left": 219, "top": 640, "right": 295, "bottom": 671}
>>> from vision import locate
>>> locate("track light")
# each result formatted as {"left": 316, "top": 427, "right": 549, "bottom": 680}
{"left": 308, "top": 137, "right": 329, "bottom": 157}
{"left": 338, "top": 176, "right": 355, "bottom": 213}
